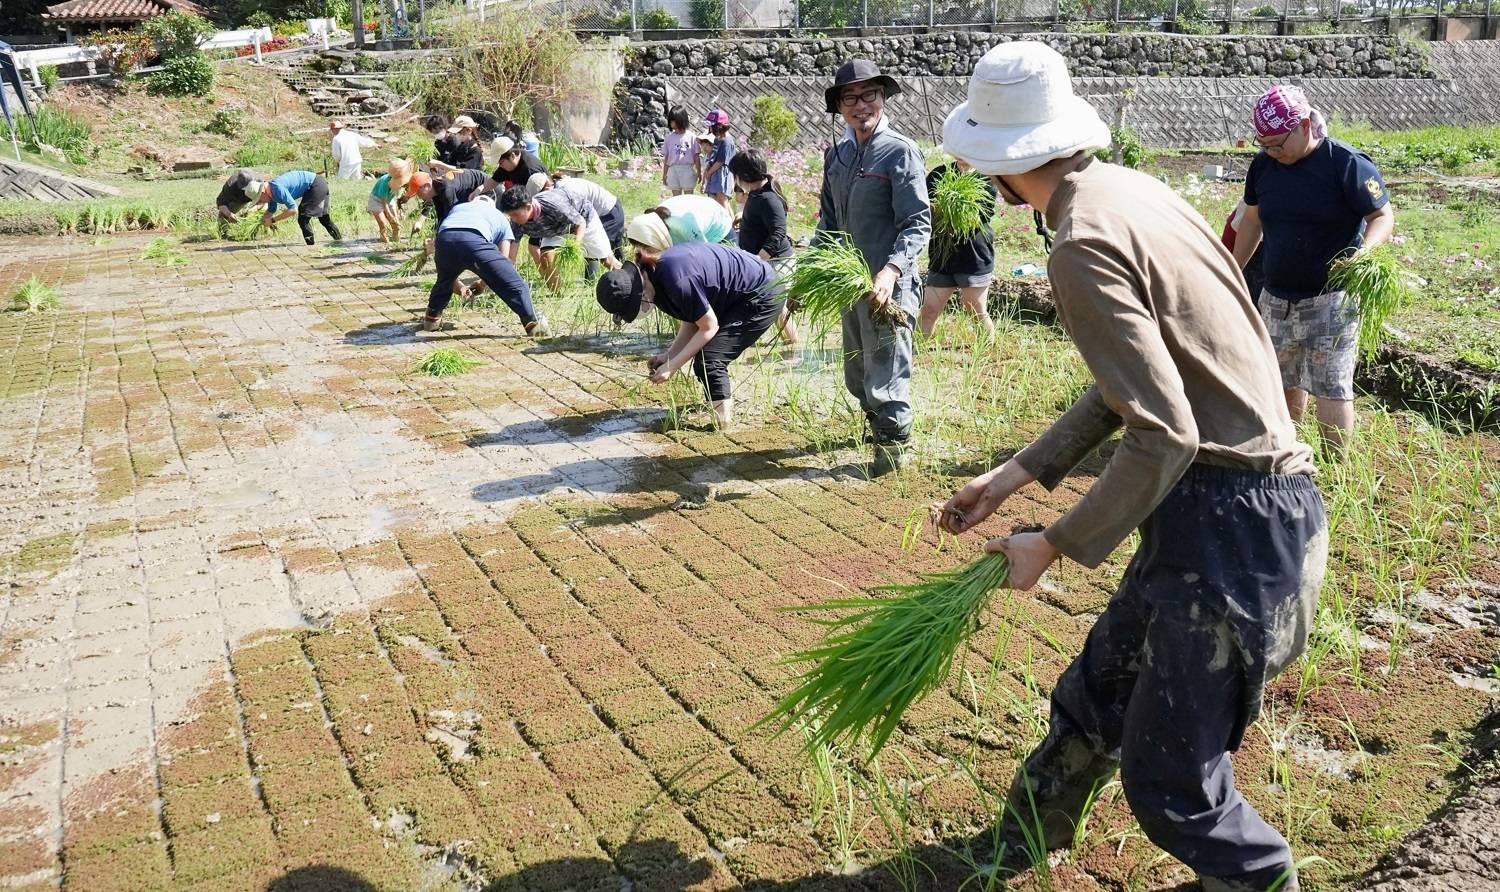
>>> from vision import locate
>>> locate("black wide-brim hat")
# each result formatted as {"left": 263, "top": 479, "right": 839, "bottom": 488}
{"left": 824, "top": 59, "right": 901, "bottom": 114}
{"left": 596, "top": 262, "right": 644, "bottom": 323}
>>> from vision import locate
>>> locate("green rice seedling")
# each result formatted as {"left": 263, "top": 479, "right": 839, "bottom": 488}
{"left": 10, "top": 276, "right": 60, "bottom": 313}
{"left": 366, "top": 252, "right": 391, "bottom": 265}
{"left": 781, "top": 234, "right": 890, "bottom": 336}
{"left": 758, "top": 551, "right": 1011, "bottom": 760}
{"left": 929, "top": 166, "right": 991, "bottom": 267}
{"left": 1327, "top": 244, "right": 1416, "bottom": 360}
{"left": 412, "top": 348, "right": 483, "bottom": 377}
{"left": 141, "top": 237, "right": 174, "bottom": 260}
{"left": 226, "top": 215, "right": 266, "bottom": 242}
{"left": 387, "top": 248, "right": 430, "bottom": 277}
{"left": 550, "top": 236, "right": 585, "bottom": 290}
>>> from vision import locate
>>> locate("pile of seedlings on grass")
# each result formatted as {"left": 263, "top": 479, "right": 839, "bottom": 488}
{"left": 929, "top": 166, "right": 991, "bottom": 268}
{"left": 781, "top": 234, "right": 899, "bottom": 335}
{"left": 758, "top": 550, "right": 1011, "bottom": 760}
{"left": 413, "top": 347, "right": 483, "bottom": 377}
{"left": 1328, "top": 244, "right": 1418, "bottom": 360}
{"left": 10, "top": 276, "right": 60, "bottom": 313}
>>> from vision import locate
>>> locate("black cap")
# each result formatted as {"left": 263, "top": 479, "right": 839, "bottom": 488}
{"left": 595, "top": 262, "right": 644, "bottom": 323}
{"left": 825, "top": 58, "right": 901, "bottom": 114}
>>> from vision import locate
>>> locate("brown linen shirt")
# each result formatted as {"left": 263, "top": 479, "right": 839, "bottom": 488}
{"left": 1015, "top": 157, "right": 1315, "bottom": 569}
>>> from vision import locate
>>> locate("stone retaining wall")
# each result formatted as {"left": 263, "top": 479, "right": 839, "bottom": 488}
{"left": 613, "top": 31, "right": 1432, "bottom": 145}
{"left": 0, "top": 157, "right": 119, "bottom": 203}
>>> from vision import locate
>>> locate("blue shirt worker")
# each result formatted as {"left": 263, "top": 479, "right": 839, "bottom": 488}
{"left": 1232, "top": 85, "right": 1395, "bottom": 455}
{"left": 596, "top": 238, "right": 783, "bottom": 428}
{"left": 251, "top": 170, "right": 341, "bottom": 245}
{"left": 424, "top": 197, "right": 546, "bottom": 337}
{"left": 816, "top": 58, "right": 931, "bottom": 476}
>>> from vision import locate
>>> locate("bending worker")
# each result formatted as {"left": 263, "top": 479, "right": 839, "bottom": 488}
{"left": 424, "top": 195, "right": 549, "bottom": 338}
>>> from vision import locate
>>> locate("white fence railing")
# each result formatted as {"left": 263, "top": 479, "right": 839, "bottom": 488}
{"left": 11, "top": 27, "right": 275, "bottom": 87}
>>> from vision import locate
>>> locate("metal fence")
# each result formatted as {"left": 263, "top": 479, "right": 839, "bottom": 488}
{"left": 548, "top": 0, "right": 1494, "bottom": 32}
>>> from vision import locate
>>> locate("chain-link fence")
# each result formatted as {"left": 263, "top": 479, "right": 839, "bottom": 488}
{"left": 542, "top": 0, "right": 1492, "bottom": 31}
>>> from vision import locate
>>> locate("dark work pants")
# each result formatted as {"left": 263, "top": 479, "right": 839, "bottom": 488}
{"left": 692, "top": 292, "right": 784, "bottom": 402}
{"left": 295, "top": 176, "right": 339, "bottom": 245}
{"left": 841, "top": 297, "right": 913, "bottom": 444}
{"left": 297, "top": 214, "right": 342, "bottom": 245}
{"left": 585, "top": 201, "right": 628, "bottom": 280}
{"left": 1003, "top": 465, "right": 1326, "bottom": 891}
{"left": 428, "top": 228, "right": 535, "bottom": 326}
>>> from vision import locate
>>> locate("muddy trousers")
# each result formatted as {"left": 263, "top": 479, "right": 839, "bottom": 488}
{"left": 427, "top": 228, "right": 535, "bottom": 325}
{"left": 1003, "top": 465, "right": 1327, "bottom": 891}
{"left": 296, "top": 214, "right": 341, "bottom": 246}
{"left": 841, "top": 297, "right": 913, "bottom": 444}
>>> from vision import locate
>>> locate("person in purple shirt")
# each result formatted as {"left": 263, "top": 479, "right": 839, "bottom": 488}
{"left": 595, "top": 240, "right": 783, "bottom": 427}
{"left": 250, "top": 170, "right": 341, "bottom": 245}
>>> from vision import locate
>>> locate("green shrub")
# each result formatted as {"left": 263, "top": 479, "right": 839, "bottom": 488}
{"left": 272, "top": 18, "right": 307, "bottom": 35}
{"left": 1248, "top": 3, "right": 1278, "bottom": 14}
{"left": 689, "top": 0, "right": 725, "bottom": 28}
{"left": 142, "top": 11, "right": 215, "bottom": 60}
{"left": 205, "top": 107, "right": 244, "bottom": 137}
{"left": 1096, "top": 126, "right": 1146, "bottom": 168}
{"left": 1, "top": 104, "right": 93, "bottom": 165}
{"left": 750, "top": 94, "right": 799, "bottom": 151}
{"left": 147, "top": 55, "right": 215, "bottom": 97}
{"left": 245, "top": 11, "right": 273, "bottom": 27}
{"left": 638, "top": 7, "right": 680, "bottom": 28}
{"left": 38, "top": 65, "right": 59, "bottom": 90}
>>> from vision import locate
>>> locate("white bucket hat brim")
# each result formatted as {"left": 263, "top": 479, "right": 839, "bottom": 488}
{"left": 942, "top": 95, "right": 1110, "bottom": 176}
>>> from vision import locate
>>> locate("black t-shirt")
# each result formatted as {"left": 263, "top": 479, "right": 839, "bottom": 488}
{"left": 737, "top": 184, "right": 792, "bottom": 259}
{"left": 926, "top": 163, "right": 997, "bottom": 277}
{"left": 432, "top": 169, "right": 488, "bottom": 221}
{"left": 216, "top": 168, "right": 263, "bottom": 214}
{"left": 493, "top": 150, "right": 547, "bottom": 191}
{"left": 1245, "top": 137, "right": 1388, "bottom": 300}
{"left": 437, "top": 135, "right": 483, "bottom": 170}
{"left": 647, "top": 242, "right": 775, "bottom": 323}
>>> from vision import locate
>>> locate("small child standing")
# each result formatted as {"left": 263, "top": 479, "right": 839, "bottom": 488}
{"left": 368, "top": 158, "right": 413, "bottom": 244}
{"left": 701, "top": 110, "right": 735, "bottom": 208}
{"left": 661, "top": 106, "right": 699, "bottom": 197}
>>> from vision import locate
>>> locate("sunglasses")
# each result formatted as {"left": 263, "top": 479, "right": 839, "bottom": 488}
{"left": 838, "top": 88, "right": 884, "bottom": 108}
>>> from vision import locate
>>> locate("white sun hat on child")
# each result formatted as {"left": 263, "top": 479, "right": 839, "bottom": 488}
{"left": 942, "top": 41, "right": 1110, "bottom": 176}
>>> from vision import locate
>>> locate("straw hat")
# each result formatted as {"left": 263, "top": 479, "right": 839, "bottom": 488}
{"left": 388, "top": 158, "right": 413, "bottom": 190}
{"left": 626, "top": 213, "right": 671, "bottom": 253}
{"left": 941, "top": 41, "right": 1109, "bottom": 176}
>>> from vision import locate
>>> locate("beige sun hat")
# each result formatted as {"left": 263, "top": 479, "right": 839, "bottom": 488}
{"left": 388, "top": 158, "right": 413, "bottom": 189}
{"left": 244, "top": 179, "right": 266, "bottom": 200}
{"left": 525, "top": 171, "right": 551, "bottom": 197}
{"left": 942, "top": 41, "right": 1110, "bottom": 176}
{"left": 626, "top": 213, "right": 672, "bottom": 253}
{"left": 492, "top": 136, "right": 517, "bottom": 157}
{"left": 448, "top": 114, "right": 478, "bottom": 133}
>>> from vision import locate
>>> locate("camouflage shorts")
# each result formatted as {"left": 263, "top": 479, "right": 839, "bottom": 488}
{"left": 1260, "top": 289, "right": 1359, "bottom": 401}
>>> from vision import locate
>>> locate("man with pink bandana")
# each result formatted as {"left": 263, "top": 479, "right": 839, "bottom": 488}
{"left": 1233, "top": 85, "right": 1395, "bottom": 455}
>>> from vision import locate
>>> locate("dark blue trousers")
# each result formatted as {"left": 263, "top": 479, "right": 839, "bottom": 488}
{"left": 1004, "top": 465, "right": 1326, "bottom": 891}
{"left": 428, "top": 228, "right": 535, "bottom": 326}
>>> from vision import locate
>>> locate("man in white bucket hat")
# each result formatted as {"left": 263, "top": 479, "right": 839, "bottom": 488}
{"left": 936, "top": 41, "right": 1324, "bottom": 892}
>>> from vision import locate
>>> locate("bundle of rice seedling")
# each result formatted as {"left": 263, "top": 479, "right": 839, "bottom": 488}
{"left": 550, "top": 236, "right": 585, "bottom": 290}
{"left": 387, "top": 247, "right": 430, "bottom": 278}
{"left": 929, "top": 167, "right": 991, "bottom": 268}
{"left": 141, "top": 237, "right": 190, "bottom": 266}
{"left": 413, "top": 347, "right": 482, "bottom": 377}
{"left": 757, "top": 551, "right": 1010, "bottom": 760}
{"left": 10, "top": 276, "right": 60, "bottom": 313}
{"left": 1327, "top": 244, "right": 1417, "bottom": 360}
{"left": 225, "top": 215, "right": 266, "bottom": 242}
{"left": 782, "top": 234, "right": 898, "bottom": 333}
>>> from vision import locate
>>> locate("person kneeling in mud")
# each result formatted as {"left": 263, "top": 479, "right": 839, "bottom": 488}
{"left": 595, "top": 231, "right": 783, "bottom": 428}
{"left": 424, "top": 196, "right": 549, "bottom": 337}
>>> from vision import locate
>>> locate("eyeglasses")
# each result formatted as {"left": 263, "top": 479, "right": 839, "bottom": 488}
{"left": 839, "top": 88, "right": 884, "bottom": 108}
{"left": 1256, "top": 130, "right": 1294, "bottom": 153}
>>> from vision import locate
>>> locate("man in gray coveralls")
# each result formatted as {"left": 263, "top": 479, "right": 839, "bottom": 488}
{"left": 815, "top": 59, "right": 931, "bottom": 476}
